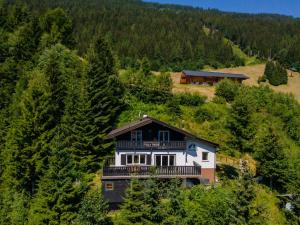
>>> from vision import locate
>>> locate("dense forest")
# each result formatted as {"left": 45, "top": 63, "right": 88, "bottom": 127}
{"left": 0, "top": 1, "right": 300, "bottom": 224}
{"left": 6, "top": 0, "right": 300, "bottom": 71}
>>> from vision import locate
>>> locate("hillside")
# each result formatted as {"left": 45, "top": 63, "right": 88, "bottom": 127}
{"left": 16, "top": 0, "right": 300, "bottom": 71}
{"left": 1, "top": 1, "right": 300, "bottom": 224}
{"left": 172, "top": 64, "right": 300, "bottom": 101}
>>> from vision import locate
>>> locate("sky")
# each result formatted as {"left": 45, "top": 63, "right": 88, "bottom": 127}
{"left": 143, "top": 0, "right": 300, "bottom": 18}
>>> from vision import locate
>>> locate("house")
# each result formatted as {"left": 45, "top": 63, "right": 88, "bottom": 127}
{"left": 102, "top": 116, "right": 218, "bottom": 204}
{"left": 180, "top": 70, "right": 249, "bottom": 85}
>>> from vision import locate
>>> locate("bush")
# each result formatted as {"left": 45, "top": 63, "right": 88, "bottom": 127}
{"left": 173, "top": 93, "right": 206, "bottom": 106}
{"left": 123, "top": 70, "right": 172, "bottom": 104}
{"left": 264, "top": 61, "right": 288, "bottom": 86}
{"left": 257, "top": 75, "right": 267, "bottom": 84}
{"left": 195, "top": 102, "right": 228, "bottom": 122}
{"left": 215, "top": 79, "right": 240, "bottom": 102}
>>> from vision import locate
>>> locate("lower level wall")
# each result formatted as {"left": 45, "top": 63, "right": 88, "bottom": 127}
{"left": 201, "top": 168, "right": 215, "bottom": 183}
{"left": 102, "top": 178, "right": 204, "bottom": 204}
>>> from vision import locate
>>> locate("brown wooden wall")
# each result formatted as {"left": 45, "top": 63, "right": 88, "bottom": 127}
{"left": 180, "top": 72, "right": 244, "bottom": 85}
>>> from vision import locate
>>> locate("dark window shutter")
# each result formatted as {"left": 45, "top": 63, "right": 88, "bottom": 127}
{"left": 121, "top": 154, "right": 126, "bottom": 165}
{"left": 146, "top": 155, "right": 151, "bottom": 165}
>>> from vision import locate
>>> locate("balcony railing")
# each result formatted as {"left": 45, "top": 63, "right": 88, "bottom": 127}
{"left": 103, "top": 166, "right": 201, "bottom": 177}
{"left": 116, "top": 141, "right": 186, "bottom": 150}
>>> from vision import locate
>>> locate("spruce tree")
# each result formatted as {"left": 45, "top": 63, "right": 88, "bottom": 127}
{"left": 255, "top": 127, "right": 289, "bottom": 192}
{"left": 143, "top": 178, "right": 163, "bottom": 223}
{"left": 265, "top": 61, "right": 288, "bottom": 86}
{"left": 76, "top": 188, "right": 112, "bottom": 225}
{"left": 117, "top": 179, "right": 146, "bottom": 225}
{"left": 28, "top": 128, "right": 85, "bottom": 225}
{"left": 235, "top": 161, "right": 258, "bottom": 225}
{"left": 85, "top": 37, "right": 124, "bottom": 171}
{"left": 264, "top": 61, "right": 274, "bottom": 81}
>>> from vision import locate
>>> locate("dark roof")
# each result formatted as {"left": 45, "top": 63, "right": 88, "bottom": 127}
{"left": 183, "top": 70, "right": 249, "bottom": 80}
{"left": 107, "top": 116, "right": 218, "bottom": 147}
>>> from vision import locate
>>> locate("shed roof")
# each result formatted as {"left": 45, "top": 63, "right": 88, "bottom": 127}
{"left": 183, "top": 70, "right": 249, "bottom": 80}
{"left": 106, "top": 116, "right": 218, "bottom": 147}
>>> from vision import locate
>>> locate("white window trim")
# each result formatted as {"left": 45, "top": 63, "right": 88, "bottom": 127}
{"left": 126, "top": 154, "right": 147, "bottom": 165}
{"left": 155, "top": 154, "right": 176, "bottom": 166}
{"left": 202, "top": 152, "right": 209, "bottom": 161}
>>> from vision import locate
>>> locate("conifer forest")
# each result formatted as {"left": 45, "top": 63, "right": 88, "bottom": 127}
{"left": 0, "top": 0, "right": 300, "bottom": 224}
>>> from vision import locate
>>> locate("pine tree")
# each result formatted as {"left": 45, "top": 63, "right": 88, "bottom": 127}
{"left": 39, "top": 8, "right": 75, "bottom": 49}
{"left": 76, "top": 188, "right": 112, "bottom": 225}
{"left": 85, "top": 37, "right": 124, "bottom": 171}
{"left": 235, "top": 161, "right": 258, "bottom": 225}
{"left": 265, "top": 61, "right": 288, "bottom": 86}
{"left": 264, "top": 61, "right": 274, "bottom": 81}
{"left": 255, "top": 127, "right": 289, "bottom": 192}
{"left": 28, "top": 129, "right": 85, "bottom": 225}
{"left": 143, "top": 178, "right": 163, "bottom": 224}
{"left": 161, "top": 179, "right": 185, "bottom": 225}
{"left": 227, "top": 90, "right": 255, "bottom": 152}
{"left": 117, "top": 179, "right": 146, "bottom": 225}
{"left": 139, "top": 57, "right": 151, "bottom": 76}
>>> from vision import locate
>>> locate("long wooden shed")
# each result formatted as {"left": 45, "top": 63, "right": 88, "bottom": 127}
{"left": 180, "top": 70, "right": 249, "bottom": 85}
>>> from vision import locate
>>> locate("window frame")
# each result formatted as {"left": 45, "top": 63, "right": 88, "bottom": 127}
{"left": 155, "top": 154, "right": 176, "bottom": 166}
{"left": 105, "top": 182, "right": 114, "bottom": 191}
{"left": 158, "top": 130, "right": 170, "bottom": 142}
{"left": 125, "top": 154, "right": 147, "bottom": 165}
{"left": 202, "top": 152, "right": 209, "bottom": 161}
{"left": 131, "top": 130, "right": 143, "bottom": 143}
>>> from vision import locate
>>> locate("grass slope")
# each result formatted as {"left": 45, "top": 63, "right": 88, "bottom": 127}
{"left": 171, "top": 64, "right": 300, "bottom": 102}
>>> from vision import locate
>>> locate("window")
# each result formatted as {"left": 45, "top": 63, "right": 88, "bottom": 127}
{"left": 127, "top": 154, "right": 133, "bottom": 164}
{"left": 131, "top": 130, "right": 142, "bottom": 144}
{"left": 158, "top": 130, "right": 170, "bottom": 142}
{"left": 162, "top": 155, "right": 168, "bottom": 166}
{"left": 134, "top": 155, "right": 139, "bottom": 164}
{"left": 202, "top": 152, "right": 209, "bottom": 161}
{"left": 169, "top": 155, "right": 175, "bottom": 166}
{"left": 140, "top": 155, "right": 145, "bottom": 164}
{"left": 105, "top": 182, "right": 114, "bottom": 191}
{"left": 155, "top": 155, "right": 176, "bottom": 166}
{"left": 155, "top": 155, "right": 161, "bottom": 166}
{"left": 126, "top": 154, "right": 147, "bottom": 165}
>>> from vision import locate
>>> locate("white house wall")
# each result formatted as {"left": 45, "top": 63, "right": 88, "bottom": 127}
{"left": 115, "top": 138, "right": 216, "bottom": 169}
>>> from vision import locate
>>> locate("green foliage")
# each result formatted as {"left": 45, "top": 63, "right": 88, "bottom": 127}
{"left": 76, "top": 188, "right": 112, "bottom": 225}
{"left": 85, "top": 37, "right": 124, "bottom": 170}
{"left": 227, "top": 89, "right": 256, "bottom": 152}
{"left": 216, "top": 79, "right": 240, "bottom": 102}
{"left": 117, "top": 179, "right": 146, "bottom": 225}
{"left": 39, "top": 7, "right": 75, "bottom": 49}
{"left": 195, "top": 102, "right": 228, "bottom": 123}
{"left": 18, "top": 0, "right": 248, "bottom": 70}
{"left": 264, "top": 61, "right": 288, "bottom": 86}
{"left": 28, "top": 130, "right": 85, "bottom": 225}
{"left": 254, "top": 127, "right": 289, "bottom": 192}
{"left": 173, "top": 93, "right": 206, "bottom": 106}
{"left": 235, "top": 163, "right": 260, "bottom": 224}
{"left": 122, "top": 69, "right": 172, "bottom": 104}
{"left": 139, "top": 57, "right": 151, "bottom": 76}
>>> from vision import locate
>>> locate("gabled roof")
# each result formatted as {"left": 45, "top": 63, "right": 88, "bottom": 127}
{"left": 182, "top": 70, "right": 249, "bottom": 80}
{"left": 107, "top": 116, "right": 218, "bottom": 147}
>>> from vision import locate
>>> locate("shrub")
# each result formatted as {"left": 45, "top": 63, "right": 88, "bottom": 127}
{"left": 215, "top": 79, "right": 240, "bottom": 102}
{"left": 195, "top": 102, "right": 228, "bottom": 122}
{"left": 173, "top": 93, "right": 206, "bottom": 106}
{"left": 264, "top": 61, "right": 288, "bottom": 86}
{"left": 257, "top": 75, "right": 267, "bottom": 84}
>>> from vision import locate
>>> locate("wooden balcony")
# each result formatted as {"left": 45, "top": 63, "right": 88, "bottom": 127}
{"left": 102, "top": 165, "right": 201, "bottom": 179}
{"left": 116, "top": 141, "right": 186, "bottom": 150}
